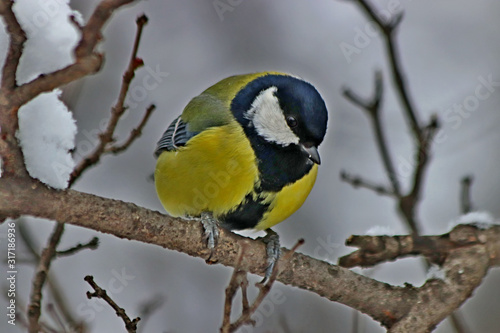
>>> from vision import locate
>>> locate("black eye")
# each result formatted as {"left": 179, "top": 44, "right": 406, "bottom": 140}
{"left": 286, "top": 115, "right": 298, "bottom": 128}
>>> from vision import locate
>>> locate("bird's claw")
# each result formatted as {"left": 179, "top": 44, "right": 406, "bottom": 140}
{"left": 260, "top": 229, "right": 281, "bottom": 284}
{"left": 201, "top": 212, "right": 219, "bottom": 263}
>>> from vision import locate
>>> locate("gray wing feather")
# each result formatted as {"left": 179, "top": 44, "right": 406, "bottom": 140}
{"left": 154, "top": 116, "right": 194, "bottom": 157}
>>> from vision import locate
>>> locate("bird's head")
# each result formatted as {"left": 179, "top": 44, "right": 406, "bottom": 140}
{"left": 232, "top": 73, "right": 328, "bottom": 165}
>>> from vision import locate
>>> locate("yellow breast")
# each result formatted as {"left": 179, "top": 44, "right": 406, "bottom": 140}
{"left": 155, "top": 122, "right": 259, "bottom": 218}
{"left": 255, "top": 164, "right": 318, "bottom": 230}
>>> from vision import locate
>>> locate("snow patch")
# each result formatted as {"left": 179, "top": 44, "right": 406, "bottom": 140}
{"left": 449, "top": 211, "right": 496, "bottom": 230}
{"left": 365, "top": 225, "right": 396, "bottom": 236}
{"left": 17, "top": 90, "right": 77, "bottom": 189}
{"left": 11, "top": 0, "right": 82, "bottom": 84}
{"left": 426, "top": 264, "right": 446, "bottom": 281}
{"left": 0, "top": 1, "right": 83, "bottom": 188}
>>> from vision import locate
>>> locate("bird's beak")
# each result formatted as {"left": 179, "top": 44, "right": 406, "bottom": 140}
{"left": 301, "top": 145, "right": 321, "bottom": 165}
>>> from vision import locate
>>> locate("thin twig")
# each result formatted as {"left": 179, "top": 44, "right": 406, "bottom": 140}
{"left": 343, "top": 71, "right": 401, "bottom": 196}
{"left": 18, "top": 221, "right": 83, "bottom": 330}
{"left": 449, "top": 175, "right": 475, "bottom": 333}
{"left": 221, "top": 245, "right": 249, "bottom": 333}
{"left": 347, "top": 0, "right": 437, "bottom": 236}
{"left": 27, "top": 223, "right": 65, "bottom": 333}
{"left": 56, "top": 237, "right": 99, "bottom": 257}
{"left": 0, "top": 0, "right": 27, "bottom": 91}
{"left": 341, "top": 171, "right": 396, "bottom": 197}
{"left": 355, "top": 0, "right": 421, "bottom": 141}
{"left": 105, "top": 104, "right": 156, "bottom": 154}
{"left": 85, "top": 275, "right": 140, "bottom": 333}
{"left": 225, "top": 239, "right": 305, "bottom": 333}
{"left": 409, "top": 117, "right": 439, "bottom": 202}
{"left": 460, "top": 176, "right": 474, "bottom": 214}
{"left": 20, "top": 4, "right": 141, "bottom": 331}
{"left": 69, "top": 14, "right": 150, "bottom": 186}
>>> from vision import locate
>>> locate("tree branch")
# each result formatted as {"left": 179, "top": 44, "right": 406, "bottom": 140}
{"left": 0, "top": 0, "right": 29, "bottom": 178}
{"left": 56, "top": 236, "right": 99, "bottom": 257}
{"left": 339, "top": 224, "right": 500, "bottom": 268}
{"left": 389, "top": 244, "right": 489, "bottom": 333}
{"left": 340, "top": 224, "right": 499, "bottom": 332}
{"left": 222, "top": 240, "right": 304, "bottom": 332}
{"left": 0, "top": 176, "right": 418, "bottom": 328}
{"left": 402, "top": 115, "right": 440, "bottom": 233}
{"left": 104, "top": 104, "right": 156, "bottom": 154}
{"left": 345, "top": 0, "right": 441, "bottom": 237}
{"left": 69, "top": 13, "right": 149, "bottom": 186}
{"left": 1, "top": 176, "right": 499, "bottom": 330}
{"left": 18, "top": 220, "right": 84, "bottom": 330}
{"left": 0, "top": 0, "right": 27, "bottom": 91}
{"left": 10, "top": 0, "right": 136, "bottom": 108}
{"left": 27, "top": 222, "right": 65, "bottom": 333}
{"left": 340, "top": 170, "right": 396, "bottom": 198}
{"left": 461, "top": 176, "right": 474, "bottom": 214}
{"left": 221, "top": 245, "right": 251, "bottom": 332}
{"left": 343, "top": 70, "right": 402, "bottom": 196}
{"left": 0, "top": 2, "right": 142, "bottom": 330}
{"left": 354, "top": 0, "right": 421, "bottom": 141}
{"left": 85, "top": 275, "right": 140, "bottom": 333}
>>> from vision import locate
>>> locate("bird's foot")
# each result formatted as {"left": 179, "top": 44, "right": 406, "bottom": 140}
{"left": 260, "top": 229, "right": 281, "bottom": 284}
{"left": 201, "top": 212, "right": 220, "bottom": 263}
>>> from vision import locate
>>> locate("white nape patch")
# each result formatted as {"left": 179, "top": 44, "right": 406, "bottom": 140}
{"left": 245, "top": 87, "right": 299, "bottom": 146}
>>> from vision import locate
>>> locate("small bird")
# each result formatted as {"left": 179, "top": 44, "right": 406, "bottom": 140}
{"left": 154, "top": 72, "right": 328, "bottom": 279}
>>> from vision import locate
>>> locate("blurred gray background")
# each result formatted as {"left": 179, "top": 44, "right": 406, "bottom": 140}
{"left": 2, "top": 0, "right": 500, "bottom": 332}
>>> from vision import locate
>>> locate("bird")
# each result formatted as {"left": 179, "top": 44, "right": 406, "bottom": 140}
{"left": 154, "top": 72, "right": 328, "bottom": 280}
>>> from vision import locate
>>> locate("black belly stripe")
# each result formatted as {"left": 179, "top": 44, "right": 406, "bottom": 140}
{"left": 219, "top": 192, "right": 270, "bottom": 230}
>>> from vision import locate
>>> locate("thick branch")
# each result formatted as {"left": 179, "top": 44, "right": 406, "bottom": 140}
{"left": 390, "top": 245, "right": 489, "bottom": 333}
{"left": 340, "top": 224, "right": 500, "bottom": 268}
{"left": 0, "top": 176, "right": 417, "bottom": 328}
{"left": 0, "top": 1, "right": 28, "bottom": 177}
{"left": 341, "top": 225, "right": 499, "bottom": 332}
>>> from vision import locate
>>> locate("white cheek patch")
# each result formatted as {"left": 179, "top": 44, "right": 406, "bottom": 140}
{"left": 244, "top": 87, "right": 299, "bottom": 146}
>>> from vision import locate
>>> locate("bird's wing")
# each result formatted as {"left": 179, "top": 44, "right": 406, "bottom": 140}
{"left": 154, "top": 115, "right": 189, "bottom": 156}
{"left": 154, "top": 93, "right": 232, "bottom": 157}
